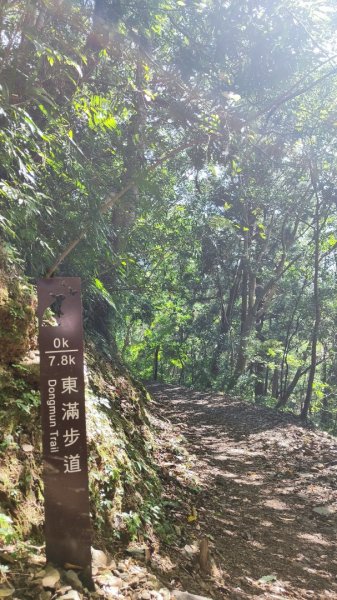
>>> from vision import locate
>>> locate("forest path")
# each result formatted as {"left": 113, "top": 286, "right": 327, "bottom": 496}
{"left": 148, "top": 383, "right": 337, "bottom": 600}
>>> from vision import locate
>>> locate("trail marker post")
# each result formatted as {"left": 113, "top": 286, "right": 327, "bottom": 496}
{"left": 37, "top": 277, "right": 91, "bottom": 579}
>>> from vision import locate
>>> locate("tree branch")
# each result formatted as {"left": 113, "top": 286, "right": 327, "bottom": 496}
{"left": 45, "top": 138, "right": 203, "bottom": 277}
{"left": 259, "top": 66, "right": 337, "bottom": 120}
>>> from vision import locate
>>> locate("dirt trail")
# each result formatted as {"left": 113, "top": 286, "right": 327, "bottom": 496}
{"left": 148, "top": 383, "right": 337, "bottom": 600}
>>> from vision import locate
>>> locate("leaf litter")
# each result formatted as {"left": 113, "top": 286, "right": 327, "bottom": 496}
{"left": 148, "top": 383, "right": 337, "bottom": 599}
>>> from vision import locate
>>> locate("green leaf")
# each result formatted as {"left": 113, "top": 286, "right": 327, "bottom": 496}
{"left": 103, "top": 116, "right": 117, "bottom": 129}
{"left": 258, "top": 574, "right": 277, "bottom": 584}
{"left": 94, "top": 279, "right": 116, "bottom": 310}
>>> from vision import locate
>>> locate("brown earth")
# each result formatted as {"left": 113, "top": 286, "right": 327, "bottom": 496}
{"left": 3, "top": 381, "right": 337, "bottom": 600}
{"left": 148, "top": 383, "right": 337, "bottom": 600}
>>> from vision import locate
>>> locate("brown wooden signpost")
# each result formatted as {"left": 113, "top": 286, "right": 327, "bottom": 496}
{"left": 37, "top": 277, "right": 92, "bottom": 580}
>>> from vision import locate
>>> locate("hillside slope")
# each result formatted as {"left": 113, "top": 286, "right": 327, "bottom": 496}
{"left": 0, "top": 261, "right": 212, "bottom": 599}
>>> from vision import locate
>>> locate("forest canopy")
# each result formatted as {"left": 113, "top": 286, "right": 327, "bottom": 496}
{"left": 1, "top": 0, "right": 337, "bottom": 423}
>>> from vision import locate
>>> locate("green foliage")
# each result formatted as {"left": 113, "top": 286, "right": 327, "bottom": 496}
{"left": 2, "top": 0, "right": 337, "bottom": 426}
{"left": 0, "top": 368, "right": 40, "bottom": 432}
{"left": 121, "top": 511, "right": 142, "bottom": 540}
{"left": 0, "top": 513, "right": 16, "bottom": 544}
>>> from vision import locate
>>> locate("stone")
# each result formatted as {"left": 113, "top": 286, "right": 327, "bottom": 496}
{"left": 57, "top": 586, "right": 72, "bottom": 595}
{"left": 42, "top": 566, "right": 61, "bottom": 589}
{"left": 59, "top": 592, "right": 81, "bottom": 600}
{"left": 140, "top": 592, "right": 151, "bottom": 600}
{"left": 21, "top": 443, "right": 34, "bottom": 453}
{"left": 91, "top": 548, "right": 108, "bottom": 569}
{"left": 0, "top": 588, "right": 15, "bottom": 598}
{"left": 63, "top": 570, "right": 83, "bottom": 591}
{"left": 158, "top": 589, "right": 171, "bottom": 600}
{"left": 35, "top": 569, "right": 47, "bottom": 578}
{"left": 38, "top": 593, "right": 52, "bottom": 600}
{"left": 95, "top": 574, "right": 123, "bottom": 587}
{"left": 106, "top": 588, "right": 120, "bottom": 599}
{"left": 182, "top": 544, "right": 199, "bottom": 558}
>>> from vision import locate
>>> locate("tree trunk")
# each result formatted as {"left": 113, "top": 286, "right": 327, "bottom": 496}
{"left": 277, "top": 366, "right": 310, "bottom": 408}
{"left": 222, "top": 261, "right": 242, "bottom": 334}
{"left": 254, "top": 361, "right": 265, "bottom": 402}
{"left": 271, "top": 368, "right": 279, "bottom": 399}
{"left": 153, "top": 345, "right": 160, "bottom": 381}
{"left": 264, "top": 366, "right": 269, "bottom": 395}
{"left": 320, "top": 351, "right": 330, "bottom": 428}
{"left": 230, "top": 260, "right": 251, "bottom": 382}
{"left": 210, "top": 262, "right": 242, "bottom": 375}
{"left": 301, "top": 175, "right": 321, "bottom": 420}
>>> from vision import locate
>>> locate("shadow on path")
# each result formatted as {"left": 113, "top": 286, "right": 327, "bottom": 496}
{"left": 148, "top": 382, "right": 337, "bottom": 600}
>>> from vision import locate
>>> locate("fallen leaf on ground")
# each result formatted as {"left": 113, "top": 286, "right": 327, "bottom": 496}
{"left": 258, "top": 574, "right": 277, "bottom": 584}
{"left": 313, "top": 506, "right": 334, "bottom": 516}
